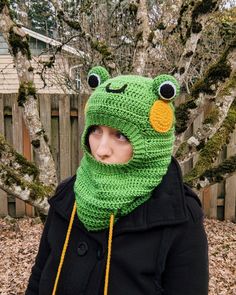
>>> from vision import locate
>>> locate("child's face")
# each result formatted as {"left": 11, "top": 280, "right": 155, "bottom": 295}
{"left": 88, "top": 125, "right": 133, "bottom": 164}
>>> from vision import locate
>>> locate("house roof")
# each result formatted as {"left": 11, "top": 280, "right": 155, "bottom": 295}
{"left": 0, "top": 27, "right": 84, "bottom": 94}
{"left": 22, "top": 27, "right": 86, "bottom": 58}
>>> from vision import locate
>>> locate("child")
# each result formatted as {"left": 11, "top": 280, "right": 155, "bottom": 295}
{"left": 26, "top": 66, "right": 208, "bottom": 295}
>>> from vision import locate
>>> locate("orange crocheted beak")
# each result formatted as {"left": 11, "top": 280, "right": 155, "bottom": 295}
{"left": 149, "top": 100, "right": 174, "bottom": 133}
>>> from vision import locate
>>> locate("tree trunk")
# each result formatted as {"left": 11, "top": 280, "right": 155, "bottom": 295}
{"left": 132, "top": 0, "right": 150, "bottom": 75}
{"left": 0, "top": 4, "right": 57, "bottom": 189}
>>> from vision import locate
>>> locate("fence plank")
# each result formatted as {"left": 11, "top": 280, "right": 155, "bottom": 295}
{"left": 51, "top": 116, "right": 60, "bottom": 181}
{"left": 0, "top": 93, "right": 4, "bottom": 135}
{"left": 40, "top": 94, "right": 52, "bottom": 145}
{"left": 23, "top": 119, "right": 34, "bottom": 217}
{"left": 202, "top": 186, "right": 211, "bottom": 217}
{"left": 71, "top": 117, "right": 78, "bottom": 175}
{"left": 225, "top": 129, "right": 236, "bottom": 221}
{"left": 225, "top": 176, "right": 236, "bottom": 221}
{"left": 209, "top": 184, "right": 218, "bottom": 219}
{"left": 0, "top": 93, "right": 8, "bottom": 216}
{"left": 59, "top": 95, "right": 71, "bottom": 181}
{"left": 12, "top": 96, "right": 25, "bottom": 217}
{"left": 78, "top": 93, "right": 87, "bottom": 162}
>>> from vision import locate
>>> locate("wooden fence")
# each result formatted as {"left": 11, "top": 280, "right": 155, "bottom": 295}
{"left": 0, "top": 93, "right": 235, "bottom": 221}
{"left": 0, "top": 93, "right": 87, "bottom": 217}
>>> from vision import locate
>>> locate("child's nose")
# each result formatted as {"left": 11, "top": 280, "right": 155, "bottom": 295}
{"left": 96, "top": 136, "right": 112, "bottom": 158}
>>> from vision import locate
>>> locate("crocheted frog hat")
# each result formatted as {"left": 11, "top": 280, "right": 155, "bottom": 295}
{"left": 74, "top": 66, "right": 180, "bottom": 231}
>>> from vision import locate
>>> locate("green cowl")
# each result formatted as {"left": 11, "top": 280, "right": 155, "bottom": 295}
{"left": 74, "top": 66, "right": 180, "bottom": 231}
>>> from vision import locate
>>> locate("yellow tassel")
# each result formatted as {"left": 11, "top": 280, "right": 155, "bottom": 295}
{"left": 104, "top": 214, "right": 115, "bottom": 295}
{"left": 52, "top": 201, "right": 77, "bottom": 295}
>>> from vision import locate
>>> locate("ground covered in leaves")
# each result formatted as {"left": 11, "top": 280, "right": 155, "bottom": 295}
{"left": 0, "top": 217, "right": 235, "bottom": 295}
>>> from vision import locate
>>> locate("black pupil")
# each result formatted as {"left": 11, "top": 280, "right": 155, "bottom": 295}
{"left": 88, "top": 75, "right": 99, "bottom": 88}
{"left": 160, "top": 84, "right": 175, "bottom": 99}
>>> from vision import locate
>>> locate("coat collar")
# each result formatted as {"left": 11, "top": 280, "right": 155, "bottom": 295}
{"left": 49, "top": 157, "right": 188, "bottom": 235}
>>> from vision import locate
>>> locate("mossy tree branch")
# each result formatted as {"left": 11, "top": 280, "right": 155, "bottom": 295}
{"left": 184, "top": 155, "right": 236, "bottom": 190}
{"left": 0, "top": 134, "right": 53, "bottom": 214}
{"left": 174, "top": 0, "right": 221, "bottom": 86}
{"left": 175, "top": 46, "right": 236, "bottom": 164}
{"left": 174, "top": 42, "right": 236, "bottom": 155}
{"left": 184, "top": 98, "right": 236, "bottom": 188}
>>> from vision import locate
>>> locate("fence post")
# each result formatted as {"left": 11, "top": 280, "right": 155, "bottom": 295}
{"left": 12, "top": 96, "right": 25, "bottom": 217}
{"left": 59, "top": 95, "right": 71, "bottom": 181}
{"left": 0, "top": 94, "right": 8, "bottom": 217}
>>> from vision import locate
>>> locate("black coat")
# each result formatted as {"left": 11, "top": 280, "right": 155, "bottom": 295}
{"left": 26, "top": 158, "right": 208, "bottom": 295}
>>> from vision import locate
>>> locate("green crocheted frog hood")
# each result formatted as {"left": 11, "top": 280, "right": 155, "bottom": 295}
{"left": 74, "top": 66, "right": 180, "bottom": 231}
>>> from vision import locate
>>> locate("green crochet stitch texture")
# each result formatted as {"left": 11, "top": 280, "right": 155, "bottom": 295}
{"left": 74, "top": 66, "right": 180, "bottom": 231}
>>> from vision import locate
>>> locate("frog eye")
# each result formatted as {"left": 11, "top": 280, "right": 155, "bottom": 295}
{"left": 153, "top": 74, "right": 180, "bottom": 101}
{"left": 158, "top": 81, "right": 176, "bottom": 101}
{"left": 87, "top": 66, "right": 110, "bottom": 89}
{"left": 87, "top": 73, "right": 101, "bottom": 89}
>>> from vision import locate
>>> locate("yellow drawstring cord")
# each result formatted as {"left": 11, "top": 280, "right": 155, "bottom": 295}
{"left": 52, "top": 201, "right": 77, "bottom": 295}
{"left": 52, "top": 201, "right": 114, "bottom": 295}
{"left": 104, "top": 213, "right": 115, "bottom": 295}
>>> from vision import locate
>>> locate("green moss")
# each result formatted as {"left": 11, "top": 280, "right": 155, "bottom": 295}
{"left": 27, "top": 82, "right": 36, "bottom": 96}
{"left": 175, "top": 99, "right": 197, "bottom": 134}
{"left": 0, "top": 0, "right": 9, "bottom": 12}
{"left": 15, "top": 153, "right": 39, "bottom": 179}
{"left": 31, "top": 139, "right": 40, "bottom": 148}
{"left": 191, "top": 51, "right": 232, "bottom": 97}
{"left": 43, "top": 134, "right": 49, "bottom": 143}
{"left": 175, "top": 141, "right": 189, "bottom": 159}
{"left": 0, "top": 134, "right": 39, "bottom": 180}
{"left": 4, "top": 169, "right": 23, "bottom": 187}
{"left": 2, "top": 165, "right": 53, "bottom": 201}
{"left": 9, "top": 26, "right": 31, "bottom": 59}
{"left": 184, "top": 99, "right": 236, "bottom": 186}
{"left": 91, "top": 40, "right": 111, "bottom": 58}
{"left": 177, "top": 3, "right": 188, "bottom": 28}
{"left": 218, "top": 74, "right": 236, "bottom": 96}
{"left": 203, "top": 108, "right": 220, "bottom": 125}
{"left": 43, "top": 61, "right": 54, "bottom": 68}
{"left": 179, "top": 67, "right": 185, "bottom": 74}
{"left": 28, "top": 181, "right": 53, "bottom": 201}
{"left": 135, "top": 31, "right": 143, "bottom": 42}
{"left": 17, "top": 82, "right": 36, "bottom": 106}
{"left": 57, "top": 9, "right": 82, "bottom": 31}
{"left": 196, "top": 139, "right": 205, "bottom": 151}
{"left": 192, "top": 0, "right": 218, "bottom": 18}
{"left": 65, "top": 20, "right": 82, "bottom": 31}
{"left": 17, "top": 83, "right": 27, "bottom": 106}
{"left": 192, "top": 21, "right": 202, "bottom": 33}
{"left": 156, "top": 22, "right": 166, "bottom": 30}
{"left": 129, "top": 3, "right": 138, "bottom": 15}
{"left": 202, "top": 155, "right": 236, "bottom": 183}
{"left": 184, "top": 51, "right": 193, "bottom": 58}
{"left": 148, "top": 31, "right": 155, "bottom": 43}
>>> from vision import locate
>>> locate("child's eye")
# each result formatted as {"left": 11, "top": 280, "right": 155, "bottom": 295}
{"left": 115, "top": 132, "right": 129, "bottom": 142}
{"left": 90, "top": 126, "right": 101, "bottom": 135}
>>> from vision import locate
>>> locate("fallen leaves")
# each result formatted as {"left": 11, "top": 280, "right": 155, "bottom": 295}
{"left": 0, "top": 217, "right": 235, "bottom": 294}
